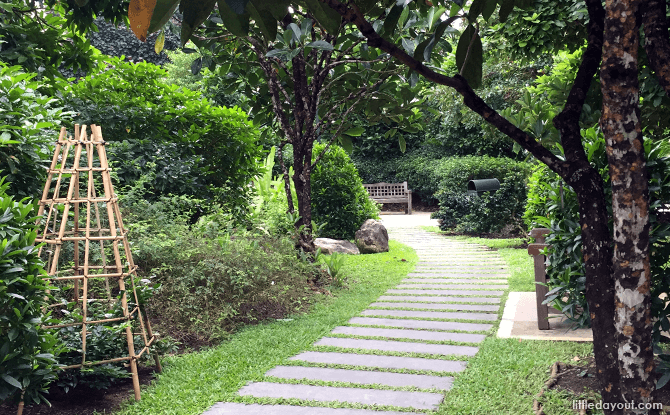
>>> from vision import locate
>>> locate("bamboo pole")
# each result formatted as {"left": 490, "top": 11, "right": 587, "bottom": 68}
{"left": 35, "top": 125, "right": 152, "bottom": 402}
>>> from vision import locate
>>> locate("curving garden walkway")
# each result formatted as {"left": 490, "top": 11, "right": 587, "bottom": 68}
{"left": 204, "top": 215, "right": 508, "bottom": 414}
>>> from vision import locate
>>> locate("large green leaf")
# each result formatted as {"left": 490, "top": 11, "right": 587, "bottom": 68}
{"left": 455, "top": 24, "right": 483, "bottom": 88}
{"left": 219, "top": 0, "right": 250, "bottom": 36}
{"left": 383, "top": 5, "right": 403, "bottom": 37}
{"left": 180, "top": 0, "right": 218, "bottom": 46}
{"left": 343, "top": 126, "right": 365, "bottom": 136}
{"left": 498, "top": 0, "right": 515, "bottom": 22}
{"left": 481, "top": 0, "right": 497, "bottom": 21}
{"left": 224, "top": 0, "right": 249, "bottom": 14}
{"left": 302, "top": 0, "right": 342, "bottom": 34}
{"left": 148, "top": 0, "right": 180, "bottom": 33}
{"left": 247, "top": 0, "right": 277, "bottom": 40}
{"left": 468, "top": 0, "right": 486, "bottom": 22}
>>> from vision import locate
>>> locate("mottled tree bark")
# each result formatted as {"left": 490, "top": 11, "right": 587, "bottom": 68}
{"left": 601, "top": 0, "right": 655, "bottom": 412}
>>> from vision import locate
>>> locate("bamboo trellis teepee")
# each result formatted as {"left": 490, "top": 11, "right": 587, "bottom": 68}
{"left": 35, "top": 124, "right": 160, "bottom": 401}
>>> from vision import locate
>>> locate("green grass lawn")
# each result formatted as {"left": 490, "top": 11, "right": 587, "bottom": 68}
{"left": 118, "top": 241, "right": 418, "bottom": 415}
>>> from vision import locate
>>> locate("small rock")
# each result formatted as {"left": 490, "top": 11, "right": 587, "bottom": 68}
{"left": 314, "top": 238, "right": 360, "bottom": 255}
{"left": 355, "top": 219, "right": 390, "bottom": 254}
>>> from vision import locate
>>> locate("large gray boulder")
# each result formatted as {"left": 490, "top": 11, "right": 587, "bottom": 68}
{"left": 315, "top": 238, "right": 360, "bottom": 255}
{"left": 355, "top": 219, "right": 389, "bottom": 254}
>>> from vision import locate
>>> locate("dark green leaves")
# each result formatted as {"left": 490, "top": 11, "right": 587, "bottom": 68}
{"left": 224, "top": 0, "right": 249, "bottom": 14}
{"left": 383, "top": 5, "right": 404, "bottom": 37}
{"left": 219, "top": 0, "right": 250, "bottom": 37}
{"left": 456, "top": 24, "right": 483, "bottom": 88}
{"left": 180, "top": 0, "right": 218, "bottom": 46}
{"left": 498, "top": 0, "right": 515, "bottom": 22}
{"left": 247, "top": 0, "right": 277, "bottom": 40}
{"left": 147, "top": 0, "right": 180, "bottom": 33}
{"left": 302, "top": 0, "right": 342, "bottom": 34}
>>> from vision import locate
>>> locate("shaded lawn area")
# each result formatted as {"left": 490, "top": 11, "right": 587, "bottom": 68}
{"left": 118, "top": 240, "right": 418, "bottom": 415}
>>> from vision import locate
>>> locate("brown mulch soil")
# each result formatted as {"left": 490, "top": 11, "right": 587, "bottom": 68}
{"left": 0, "top": 366, "right": 157, "bottom": 415}
{"left": 540, "top": 357, "right": 670, "bottom": 414}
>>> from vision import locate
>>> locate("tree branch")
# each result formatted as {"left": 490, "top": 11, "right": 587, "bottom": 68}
{"left": 552, "top": 0, "right": 604, "bottom": 168}
{"left": 311, "top": 95, "right": 365, "bottom": 169}
{"left": 319, "top": 0, "right": 570, "bottom": 177}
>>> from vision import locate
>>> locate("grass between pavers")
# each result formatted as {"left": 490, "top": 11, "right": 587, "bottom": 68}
{"left": 282, "top": 359, "right": 463, "bottom": 377}
{"left": 324, "top": 332, "right": 482, "bottom": 347}
{"left": 115, "top": 240, "right": 417, "bottom": 415}
{"left": 262, "top": 375, "right": 449, "bottom": 393}
{"left": 310, "top": 345, "right": 476, "bottom": 361}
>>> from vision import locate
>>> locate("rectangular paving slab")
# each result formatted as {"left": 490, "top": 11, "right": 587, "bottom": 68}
{"left": 409, "top": 272, "right": 509, "bottom": 278}
{"left": 238, "top": 382, "right": 444, "bottom": 410}
{"left": 403, "top": 278, "right": 509, "bottom": 284}
{"left": 315, "top": 337, "right": 479, "bottom": 356}
{"left": 395, "top": 283, "right": 508, "bottom": 290}
{"left": 361, "top": 309, "right": 498, "bottom": 321}
{"left": 386, "top": 289, "right": 504, "bottom": 296}
{"left": 370, "top": 302, "right": 499, "bottom": 312}
{"left": 378, "top": 295, "right": 501, "bottom": 304}
{"left": 204, "top": 403, "right": 412, "bottom": 415}
{"left": 290, "top": 351, "right": 468, "bottom": 372}
{"left": 266, "top": 365, "right": 454, "bottom": 390}
{"left": 349, "top": 317, "right": 493, "bottom": 331}
{"left": 330, "top": 326, "right": 486, "bottom": 343}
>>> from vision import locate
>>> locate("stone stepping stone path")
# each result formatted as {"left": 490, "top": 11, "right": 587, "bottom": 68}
{"left": 204, "top": 227, "right": 507, "bottom": 414}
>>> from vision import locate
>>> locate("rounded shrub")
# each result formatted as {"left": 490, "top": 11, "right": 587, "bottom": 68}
{"left": 311, "top": 143, "right": 379, "bottom": 240}
{"left": 59, "top": 58, "right": 262, "bottom": 202}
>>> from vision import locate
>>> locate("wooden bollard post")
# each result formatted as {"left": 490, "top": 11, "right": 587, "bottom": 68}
{"left": 528, "top": 228, "right": 551, "bottom": 330}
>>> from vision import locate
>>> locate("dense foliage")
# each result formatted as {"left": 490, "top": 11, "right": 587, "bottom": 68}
{"left": 0, "top": 64, "right": 65, "bottom": 198}
{"left": 311, "top": 143, "right": 379, "bottom": 240}
{"left": 430, "top": 156, "right": 529, "bottom": 234}
{"left": 59, "top": 58, "right": 262, "bottom": 205}
{"left": 534, "top": 133, "right": 670, "bottom": 332}
{"left": 0, "top": 181, "right": 60, "bottom": 406}
{"left": 124, "top": 194, "right": 323, "bottom": 345}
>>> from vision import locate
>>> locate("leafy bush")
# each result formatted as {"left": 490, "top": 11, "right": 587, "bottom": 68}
{"left": 59, "top": 58, "right": 262, "bottom": 202}
{"left": 430, "top": 156, "right": 529, "bottom": 234}
{"left": 311, "top": 143, "right": 380, "bottom": 240}
{"left": 0, "top": 181, "right": 60, "bottom": 406}
{"left": 0, "top": 64, "right": 65, "bottom": 198}
{"left": 522, "top": 163, "right": 559, "bottom": 230}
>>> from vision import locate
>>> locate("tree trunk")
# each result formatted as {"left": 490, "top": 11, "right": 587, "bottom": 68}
{"left": 601, "top": 0, "right": 656, "bottom": 412}
{"left": 571, "top": 167, "right": 623, "bottom": 414}
{"left": 292, "top": 144, "right": 315, "bottom": 253}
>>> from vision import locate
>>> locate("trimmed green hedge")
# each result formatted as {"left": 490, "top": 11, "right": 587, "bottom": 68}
{"left": 429, "top": 156, "right": 530, "bottom": 234}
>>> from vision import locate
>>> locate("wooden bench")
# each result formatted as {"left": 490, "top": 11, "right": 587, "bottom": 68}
{"left": 363, "top": 182, "right": 412, "bottom": 215}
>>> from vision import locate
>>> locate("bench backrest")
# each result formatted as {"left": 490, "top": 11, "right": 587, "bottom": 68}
{"left": 363, "top": 182, "right": 409, "bottom": 198}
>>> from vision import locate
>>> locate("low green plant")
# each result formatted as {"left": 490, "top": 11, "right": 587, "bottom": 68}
{"left": 124, "top": 196, "right": 323, "bottom": 345}
{"left": 311, "top": 143, "right": 379, "bottom": 240}
{"left": 0, "top": 180, "right": 60, "bottom": 406}
{"left": 319, "top": 252, "right": 347, "bottom": 288}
